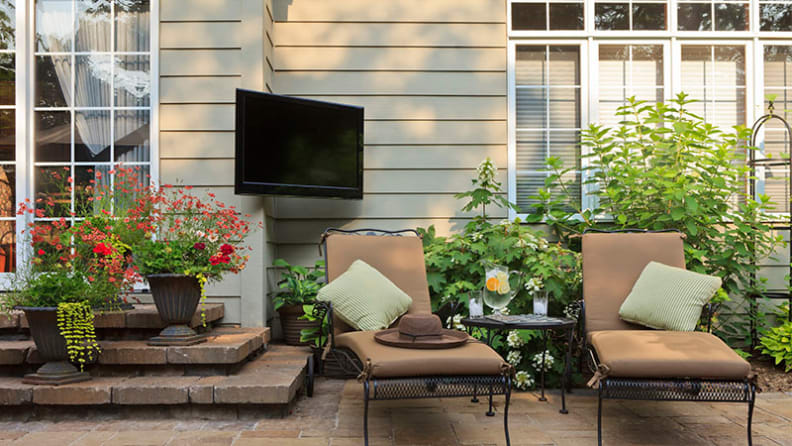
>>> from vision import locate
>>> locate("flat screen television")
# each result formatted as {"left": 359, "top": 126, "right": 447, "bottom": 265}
{"left": 235, "top": 89, "right": 364, "bottom": 199}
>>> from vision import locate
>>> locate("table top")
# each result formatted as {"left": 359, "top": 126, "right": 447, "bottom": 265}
{"left": 461, "top": 314, "right": 576, "bottom": 330}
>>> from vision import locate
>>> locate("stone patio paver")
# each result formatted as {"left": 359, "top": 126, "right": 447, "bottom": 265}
{"left": 0, "top": 379, "right": 790, "bottom": 445}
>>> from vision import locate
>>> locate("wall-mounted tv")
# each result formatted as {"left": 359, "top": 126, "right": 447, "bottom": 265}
{"left": 235, "top": 89, "right": 364, "bottom": 199}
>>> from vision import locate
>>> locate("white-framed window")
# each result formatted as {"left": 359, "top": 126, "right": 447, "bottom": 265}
{"left": 507, "top": 0, "right": 791, "bottom": 219}
{"left": 0, "top": 0, "right": 157, "bottom": 279}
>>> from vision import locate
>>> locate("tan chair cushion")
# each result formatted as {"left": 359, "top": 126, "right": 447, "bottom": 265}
{"left": 582, "top": 232, "right": 687, "bottom": 333}
{"left": 589, "top": 330, "right": 751, "bottom": 380}
{"left": 325, "top": 232, "right": 433, "bottom": 335}
{"left": 336, "top": 330, "right": 510, "bottom": 378}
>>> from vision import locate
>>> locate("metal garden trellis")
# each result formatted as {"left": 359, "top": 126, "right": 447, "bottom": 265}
{"left": 748, "top": 100, "right": 792, "bottom": 346}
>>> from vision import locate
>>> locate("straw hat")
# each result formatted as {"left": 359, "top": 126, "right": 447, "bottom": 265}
{"left": 374, "top": 313, "right": 468, "bottom": 349}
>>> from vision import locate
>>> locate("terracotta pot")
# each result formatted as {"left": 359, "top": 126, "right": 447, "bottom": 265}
{"left": 278, "top": 304, "right": 320, "bottom": 346}
{"left": 147, "top": 274, "right": 206, "bottom": 346}
{"left": 19, "top": 307, "right": 91, "bottom": 385}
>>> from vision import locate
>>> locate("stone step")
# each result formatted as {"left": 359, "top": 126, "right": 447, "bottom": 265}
{"left": 1, "top": 303, "right": 224, "bottom": 332}
{"left": 0, "top": 327, "right": 270, "bottom": 371}
{"left": 0, "top": 344, "right": 311, "bottom": 408}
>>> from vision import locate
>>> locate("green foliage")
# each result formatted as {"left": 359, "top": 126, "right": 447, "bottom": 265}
{"left": 272, "top": 259, "right": 325, "bottom": 310}
{"left": 5, "top": 270, "right": 97, "bottom": 309}
{"left": 759, "top": 321, "right": 792, "bottom": 372}
{"left": 56, "top": 302, "right": 100, "bottom": 372}
{"left": 530, "top": 94, "right": 783, "bottom": 345}
{"left": 454, "top": 157, "right": 519, "bottom": 219}
{"left": 298, "top": 304, "right": 329, "bottom": 347}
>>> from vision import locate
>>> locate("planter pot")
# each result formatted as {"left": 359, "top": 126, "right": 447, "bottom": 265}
{"left": 278, "top": 304, "right": 320, "bottom": 346}
{"left": 147, "top": 274, "right": 206, "bottom": 346}
{"left": 19, "top": 307, "right": 91, "bottom": 386}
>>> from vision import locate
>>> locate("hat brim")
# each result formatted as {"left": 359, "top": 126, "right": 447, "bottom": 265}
{"left": 373, "top": 328, "right": 469, "bottom": 349}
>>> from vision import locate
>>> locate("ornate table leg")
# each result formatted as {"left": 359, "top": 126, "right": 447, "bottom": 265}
{"left": 560, "top": 325, "right": 574, "bottom": 414}
{"left": 539, "top": 330, "right": 548, "bottom": 402}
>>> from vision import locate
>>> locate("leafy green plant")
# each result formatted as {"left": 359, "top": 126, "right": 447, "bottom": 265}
{"left": 56, "top": 302, "right": 100, "bottom": 370}
{"left": 530, "top": 94, "right": 783, "bottom": 345}
{"left": 298, "top": 304, "right": 329, "bottom": 347}
{"left": 759, "top": 321, "right": 792, "bottom": 372}
{"left": 272, "top": 259, "right": 325, "bottom": 310}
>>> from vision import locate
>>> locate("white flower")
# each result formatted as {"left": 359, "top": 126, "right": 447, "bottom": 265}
{"left": 499, "top": 219, "right": 510, "bottom": 226}
{"left": 451, "top": 314, "right": 465, "bottom": 331}
{"left": 531, "top": 351, "right": 555, "bottom": 372}
{"left": 514, "top": 371, "right": 535, "bottom": 390}
{"left": 506, "top": 330, "right": 524, "bottom": 348}
{"left": 207, "top": 233, "right": 219, "bottom": 243}
{"left": 500, "top": 307, "right": 510, "bottom": 315}
{"left": 564, "top": 303, "right": 580, "bottom": 320}
{"left": 476, "top": 157, "right": 498, "bottom": 185}
{"left": 195, "top": 230, "right": 205, "bottom": 238}
{"left": 524, "top": 277, "right": 543, "bottom": 294}
{"left": 506, "top": 350, "right": 522, "bottom": 366}
{"left": 469, "top": 232, "right": 483, "bottom": 242}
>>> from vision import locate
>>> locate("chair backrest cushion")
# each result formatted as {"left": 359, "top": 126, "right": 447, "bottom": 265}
{"left": 582, "top": 232, "right": 686, "bottom": 333}
{"left": 325, "top": 232, "right": 433, "bottom": 334}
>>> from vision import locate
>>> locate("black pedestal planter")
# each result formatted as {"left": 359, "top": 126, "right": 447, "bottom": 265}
{"left": 147, "top": 274, "right": 207, "bottom": 346}
{"left": 20, "top": 307, "right": 91, "bottom": 385}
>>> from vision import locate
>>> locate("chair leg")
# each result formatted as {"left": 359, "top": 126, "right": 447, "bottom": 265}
{"left": 305, "top": 356, "right": 314, "bottom": 397}
{"left": 363, "top": 380, "right": 370, "bottom": 446}
{"left": 597, "top": 386, "right": 603, "bottom": 446}
{"left": 504, "top": 375, "right": 512, "bottom": 446}
{"left": 486, "top": 384, "right": 495, "bottom": 416}
{"left": 748, "top": 385, "right": 756, "bottom": 446}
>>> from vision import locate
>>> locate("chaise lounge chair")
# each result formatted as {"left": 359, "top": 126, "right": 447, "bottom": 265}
{"left": 581, "top": 230, "right": 756, "bottom": 445}
{"left": 308, "top": 228, "right": 513, "bottom": 446}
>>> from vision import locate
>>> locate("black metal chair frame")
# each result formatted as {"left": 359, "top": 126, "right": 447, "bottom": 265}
{"left": 305, "top": 228, "right": 513, "bottom": 446}
{"left": 580, "top": 229, "right": 756, "bottom": 446}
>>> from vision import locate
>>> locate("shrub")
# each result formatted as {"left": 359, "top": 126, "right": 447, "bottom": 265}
{"left": 759, "top": 321, "right": 792, "bottom": 372}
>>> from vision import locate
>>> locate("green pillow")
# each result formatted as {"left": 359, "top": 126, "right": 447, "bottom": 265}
{"left": 317, "top": 259, "right": 413, "bottom": 331}
{"left": 619, "top": 261, "right": 722, "bottom": 331}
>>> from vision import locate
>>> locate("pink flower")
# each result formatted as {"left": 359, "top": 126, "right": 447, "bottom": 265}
{"left": 194, "top": 242, "right": 205, "bottom": 250}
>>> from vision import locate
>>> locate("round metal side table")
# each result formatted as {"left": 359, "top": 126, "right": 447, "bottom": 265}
{"left": 461, "top": 314, "right": 576, "bottom": 415}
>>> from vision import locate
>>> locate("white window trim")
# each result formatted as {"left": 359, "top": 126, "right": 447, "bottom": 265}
{"left": 0, "top": 0, "right": 159, "bottom": 287}
{"left": 507, "top": 0, "right": 787, "bottom": 221}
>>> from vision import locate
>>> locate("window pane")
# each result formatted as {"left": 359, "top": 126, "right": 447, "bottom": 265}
{"left": 599, "top": 45, "right": 629, "bottom": 87}
{"left": 74, "top": 164, "right": 110, "bottom": 217}
{"left": 0, "top": 164, "right": 14, "bottom": 216}
{"left": 516, "top": 130, "right": 547, "bottom": 171}
{"left": 115, "top": 110, "right": 150, "bottom": 162}
{"left": 516, "top": 46, "right": 547, "bottom": 84}
{"left": 760, "top": 3, "right": 792, "bottom": 31}
{"left": 75, "top": 54, "right": 112, "bottom": 107}
{"left": 75, "top": 110, "right": 111, "bottom": 162}
{"left": 714, "top": 3, "right": 749, "bottom": 31}
{"left": 0, "top": 109, "right": 13, "bottom": 161}
{"left": 75, "top": 0, "right": 110, "bottom": 52}
{"left": 35, "top": 111, "right": 71, "bottom": 162}
{"left": 35, "top": 55, "right": 71, "bottom": 107}
{"left": 595, "top": 3, "right": 629, "bottom": 30}
{"left": 115, "top": 0, "right": 150, "bottom": 52}
{"left": 633, "top": 3, "right": 667, "bottom": 30}
{"left": 35, "top": 166, "right": 72, "bottom": 217}
{"left": 0, "top": 219, "right": 15, "bottom": 272}
{"left": 516, "top": 89, "right": 547, "bottom": 128}
{"left": 633, "top": 45, "right": 664, "bottom": 86}
{"left": 512, "top": 3, "right": 546, "bottom": 30}
{"left": 0, "top": 53, "right": 13, "bottom": 105}
{"left": 115, "top": 55, "right": 150, "bottom": 107}
{"left": 714, "top": 46, "right": 745, "bottom": 86}
{"left": 764, "top": 45, "right": 792, "bottom": 87}
{"left": 549, "top": 3, "right": 584, "bottom": 30}
{"left": 678, "top": 3, "right": 713, "bottom": 30}
{"left": 549, "top": 46, "right": 580, "bottom": 85}
{"left": 36, "top": 0, "right": 73, "bottom": 52}
{"left": 681, "top": 45, "right": 746, "bottom": 126}
{"left": 0, "top": 0, "right": 15, "bottom": 50}
{"left": 549, "top": 88, "right": 580, "bottom": 128}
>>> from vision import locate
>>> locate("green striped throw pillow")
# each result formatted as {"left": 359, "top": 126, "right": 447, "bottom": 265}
{"left": 618, "top": 261, "right": 722, "bottom": 331}
{"left": 317, "top": 259, "right": 413, "bottom": 331}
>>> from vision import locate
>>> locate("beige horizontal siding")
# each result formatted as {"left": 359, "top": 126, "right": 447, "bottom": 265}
{"left": 161, "top": 50, "right": 242, "bottom": 76}
{"left": 160, "top": 132, "right": 234, "bottom": 159}
{"left": 275, "top": 194, "right": 507, "bottom": 220}
{"left": 160, "top": 22, "right": 242, "bottom": 49}
{"left": 160, "top": 77, "right": 240, "bottom": 104}
{"left": 364, "top": 169, "right": 506, "bottom": 194}
{"left": 275, "top": 72, "right": 504, "bottom": 96}
{"left": 273, "top": 22, "right": 506, "bottom": 47}
{"left": 274, "top": 47, "right": 505, "bottom": 71}
{"left": 366, "top": 146, "right": 506, "bottom": 169}
{"left": 161, "top": 159, "right": 235, "bottom": 186}
{"left": 293, "top": 96, "right": 506, "bottom": 120}
{"left": 272, "top": 0, "right": 505, "bottom": 23}
{"left": 161, "top": 0, "right": 242, "bottom": 21}
{"left": 160, "top": 104, "right": 235, "bottom": 131}
{"left": 365, "top": 121, "right": 506, "bottom": 145}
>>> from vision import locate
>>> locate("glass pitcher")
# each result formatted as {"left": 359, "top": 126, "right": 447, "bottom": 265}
{"left": 481, "top": 262, "right": 521, "bottom": 316}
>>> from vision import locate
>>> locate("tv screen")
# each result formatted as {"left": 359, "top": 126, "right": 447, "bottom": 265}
{"left": 235, "top": 89, "right": 364, "bottom": 199}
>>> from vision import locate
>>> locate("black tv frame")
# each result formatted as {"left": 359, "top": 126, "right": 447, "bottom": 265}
{"left": 234, "top": 89, "right": 364, "bottom": 199}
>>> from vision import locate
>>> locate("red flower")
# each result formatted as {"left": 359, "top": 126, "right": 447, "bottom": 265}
{"left": 93, "top": 243, "right": 112, "bottom": 256}
{"left": 220, "top": 255, "right": 230, "bottom": 264}
{"left": 193, "top": 242, "right": 206, "bottom": 250}
{"left": 209, "top": 255, "right": 221, "bottom": 266}
{"left": 220, "top": 244, "right": 234, "bottom": 255}
{"left": 37, "top": 249, "right": 45, "bottom": 256}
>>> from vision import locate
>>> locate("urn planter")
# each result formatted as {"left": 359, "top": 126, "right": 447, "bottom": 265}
{"left": 278, "top": 304, "right": 320, "bottom": 346}
{"left": 147, "top": 274, "right": 207, "bottom": 346}
{"left": 20, "top": 307, "right": 91, "bottom": 385}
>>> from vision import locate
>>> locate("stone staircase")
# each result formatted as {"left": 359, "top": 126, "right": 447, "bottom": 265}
{"left": 0, "top": 304, "right": 311, "bottom": 417}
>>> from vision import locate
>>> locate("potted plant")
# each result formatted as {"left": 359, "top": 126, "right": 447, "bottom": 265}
{"left": 272, "top": 259, "right": 325, "bottom": 345}
{"left": 128, "top": 184, "right": 259, "bottom": 346}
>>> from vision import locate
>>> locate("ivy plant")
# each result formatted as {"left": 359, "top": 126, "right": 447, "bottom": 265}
{"left": 759, "top": 321, "right": 792, "bottom": 372}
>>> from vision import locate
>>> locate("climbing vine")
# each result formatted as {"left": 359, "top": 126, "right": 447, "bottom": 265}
{"left": 56, "top": 302, "right": 101, "bottom": 371}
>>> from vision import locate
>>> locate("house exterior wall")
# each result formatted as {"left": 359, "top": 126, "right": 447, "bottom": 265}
{"left": 270, "top": 0, "right": 510, "bottom": 267}
{"left": 157, "top": 0, "right": 276, "bottom": 326}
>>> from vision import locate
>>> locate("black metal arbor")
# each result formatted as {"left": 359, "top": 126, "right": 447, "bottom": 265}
{"left": 748, "top": 100, "right": 792, "bottom": 345}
